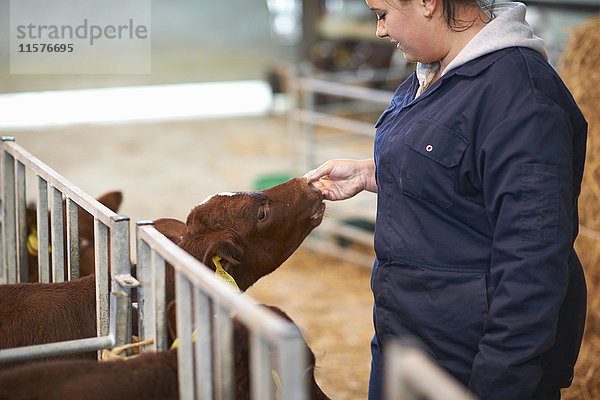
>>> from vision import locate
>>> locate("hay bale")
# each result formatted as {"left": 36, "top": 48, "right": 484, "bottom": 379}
{"left": 559, "top": 13, "right": 600, "bottom": 400}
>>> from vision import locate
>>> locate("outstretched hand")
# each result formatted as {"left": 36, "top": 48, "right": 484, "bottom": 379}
{"left": 304, "top": 159, "right": 377, "bottom": 201}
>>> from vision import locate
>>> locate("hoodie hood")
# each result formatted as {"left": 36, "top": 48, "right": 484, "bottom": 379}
{"left": 444, "top": 2, "right": 547, "bottom": 73}
{"left": 416, "top": 2, "right": 546, "bottom": 96}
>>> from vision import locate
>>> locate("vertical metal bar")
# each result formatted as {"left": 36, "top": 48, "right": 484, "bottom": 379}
{"left": 288, "top": 71, "right": 304, "bottom": 173}
{"left": 152, "top": 249, "right": 167, "bottom": 351}
{"left": 194, "top": 287, "right": 213, "bottom": 400}
{"left": 0, "top": 149, "right": 3, "bottom": 285}
{"left": 214, "top": 303, "right": 234, "bottom": 400}
{"left": 94, "top": 218, "right": 109, "bottom": 339}
{"left": 37, "top": 177, "right": 50, "bottom": 283}
{"left": 50, "top": 186, "right": 64, "bottom": 282}
{"left": 176, "top": 272, "right": 195, "bottom": 400}
{"left": 135, "top": 222, "right": 154, "bottom": 347}
{"left": 303, "top": 80, "right": 317, "bottom": 170}
{"left": 16, "top": 160, "right": 27, "bottom": 283}
{"left": 2, "top": 143, "right": 17, "bottom": 284}
{"left": 110, "top": 215, "right": 131, "bottom": 349}
{"left": 277, "top": 333, "right": 308, "bottom": 400}
{"left": 66, "top": 198, "right": 79, "bottom": 280}
{"left": 251, "top": 332, "right": 274, "bottom": 400}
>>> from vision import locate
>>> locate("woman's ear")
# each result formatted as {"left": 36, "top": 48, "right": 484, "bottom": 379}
{"left": 422, "top": 0, "right": 438, "bottom": 18}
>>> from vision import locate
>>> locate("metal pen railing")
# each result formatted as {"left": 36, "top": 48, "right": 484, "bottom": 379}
{"left": 0, "top": 137, "right": 134, "bottom": 361}
{"left": 136, "top": 221, "right": 309, "bottom": 400}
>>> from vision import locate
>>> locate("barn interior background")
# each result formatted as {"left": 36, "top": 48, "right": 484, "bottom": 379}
{"left": 0, "top": 0, "right": 599, "bottom": 398}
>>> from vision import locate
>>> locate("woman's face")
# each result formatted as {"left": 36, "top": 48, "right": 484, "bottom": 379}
{"left": 364, "top": 0, "right": 445, "bottom": 64}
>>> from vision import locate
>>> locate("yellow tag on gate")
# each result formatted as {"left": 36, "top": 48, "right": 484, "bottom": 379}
{"left": 213, "top": 255, "right": 240, "bottom": 293}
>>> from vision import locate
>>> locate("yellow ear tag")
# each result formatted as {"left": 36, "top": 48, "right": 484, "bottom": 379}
{"left": 213, "top": 255, "right": 240, "bottom": 293}
{"left": 170, "top": 329, "right": 197, "bottom": 350}
{"left": 27, "top": 227, "right": 39, "bottom": 257}
{"left": 272, "top": 370, "right": 282, "bottom": 400}
{"left": 27, "top": 227, "right": 51, "bottom": 257}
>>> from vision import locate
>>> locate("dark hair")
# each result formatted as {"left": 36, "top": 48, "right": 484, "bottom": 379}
{"left": 388, "top": 0, "right": 494, "bottom": 31}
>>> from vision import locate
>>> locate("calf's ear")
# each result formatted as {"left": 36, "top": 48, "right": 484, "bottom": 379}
{"left": 97, "top": 191, "right": 123, "bottom": 213}
{"left": 202, "top": 239, "right": 244, "bottom": 271}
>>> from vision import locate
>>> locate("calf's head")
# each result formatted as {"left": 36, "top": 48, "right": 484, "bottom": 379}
{"left": 178, "top": 178, "right": 324, "bottom": 291}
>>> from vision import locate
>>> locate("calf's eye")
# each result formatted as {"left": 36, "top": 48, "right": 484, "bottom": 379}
{"left": 258, "top": 207, "right": 267, "bottom": 220}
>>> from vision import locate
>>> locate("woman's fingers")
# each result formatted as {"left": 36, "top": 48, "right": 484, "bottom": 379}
{"left": 304, "top": 160, "right": 336, "bottom": 182}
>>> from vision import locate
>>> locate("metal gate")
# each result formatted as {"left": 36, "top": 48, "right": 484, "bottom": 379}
{"left": 0, "top": 136, "right": 133, "bottom": 362}
{"left": 135, "top": 221, "right": 310, "bottom": 400}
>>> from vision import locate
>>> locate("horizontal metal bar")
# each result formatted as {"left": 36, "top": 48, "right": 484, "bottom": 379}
{"left": 0, "top": 140, "right": 117, "bottom": 225}
{"left": 136, "top": 225, "right": 302, "bottom": 341}
{"left": 303, "top": 237, "right": 375, "bottom": 269}
{"left": 295, "top": 77, "right": 393, "bottom": 103}
{"left": 0, "top": 335, "right": 115, "bottom": 364}
{"left": 310, "top": 66, "right": 410, "bottom": 84}
{"left": 317, "top": 218, "right": 375, "bottom": 247}
{"left": 291, "top": 109, "right": 376, "bottom": 137}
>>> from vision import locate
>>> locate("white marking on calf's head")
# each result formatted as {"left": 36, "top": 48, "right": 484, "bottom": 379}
{"left": 199, "top": 192, "right": 242, "bottom": 206}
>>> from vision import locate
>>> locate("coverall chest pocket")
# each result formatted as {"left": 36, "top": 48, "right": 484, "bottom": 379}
{"left": 401, "top": 120, "right": 469, "bottom": 208}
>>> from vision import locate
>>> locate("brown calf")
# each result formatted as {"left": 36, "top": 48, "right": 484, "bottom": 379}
{"left": 0, "top": 274, "right": 97, "bottom": 368}
{"left": 0, "top": 178, "right": 324, "bottom": 369}
{"left": 0, "top": 301, "right": 329, "bottom": 400}
{"left": 165, "top": 177, "right": 325, "bottom": 293}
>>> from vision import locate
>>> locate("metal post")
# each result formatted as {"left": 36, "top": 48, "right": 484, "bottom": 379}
{"left": 136, "top": 221, "right": 154, "bottom": 347}
{"left": 94, "top": 218, "right": 110, "bottom": 340}
{"left": 194, "top": 287, "right": 213, "bottom": 400}
{"left": 2, "top": 138, "right": 17, "bottom": 284}
{"left": 277, "top": 332, "right": 309, "bottom": 400}
{"left": 110, "top": 215, "right": 131, "bottom": 349}
{"left": 66, "top": 198, "right": 79, "bottom": 280}
{"left": 214, "top": 303, "right": 234, "bottom": 400}
{"left": 176, "top": 272, "right": 195, "bottom": 400}
{"left": 50, "top": 186, "right": 64, "bottom": 282}
{"left": 251, "top": 332, "right": 274, "bottom": 400}
{"left": 152, "top": 249, "right": 167, "bottom": 351}
{"left": 16, "top": 160, "right": 27, "bottom": 283}
{"left": 37, "top": 176, "right": 50, "bottom": 282}
{"left": 302, "top": 79, "right": 317, "bottom": 170}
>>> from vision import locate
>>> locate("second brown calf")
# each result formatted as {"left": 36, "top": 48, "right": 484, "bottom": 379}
{"left": 0, "top": 301, "right": 329, "bottom": 400}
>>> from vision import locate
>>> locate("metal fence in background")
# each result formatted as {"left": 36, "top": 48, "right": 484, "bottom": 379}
{"left": 0, "top": 136, "right": 134, "bottom": 362}
{"left": 135, "top": 221, "right": 310, "bottom": 400}
{"left": 385, "top": 340, "right": 478, "bottom": 400}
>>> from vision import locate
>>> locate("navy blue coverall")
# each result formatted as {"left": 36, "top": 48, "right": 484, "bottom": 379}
{"left": 369, "top": 47, "right": 587, "bottom": 400}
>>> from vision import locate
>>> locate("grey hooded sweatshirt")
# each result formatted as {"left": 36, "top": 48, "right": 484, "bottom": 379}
{"left": 416, "top": 2, "right": 547, "bottom": 97}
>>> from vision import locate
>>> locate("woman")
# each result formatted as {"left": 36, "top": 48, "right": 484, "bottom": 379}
{"left": 305, "top": 1, "right": 587, "bottom": 399}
